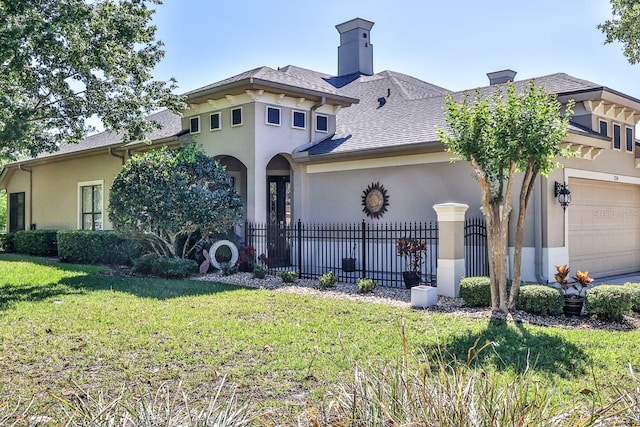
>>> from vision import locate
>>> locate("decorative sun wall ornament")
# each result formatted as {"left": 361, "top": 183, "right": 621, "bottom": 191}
{"left": 361, "top": 182, "right": 389, "bottom": 219}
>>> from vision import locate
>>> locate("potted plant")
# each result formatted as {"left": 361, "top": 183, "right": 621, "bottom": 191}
{"left": 342, "top": 243, "right": 357, "bottom": 273}
{"left": 555, "top": 264, "right": 593, "bottom": 316}
{"left": 396, "top": 237, "right": 426, "bottom": 288}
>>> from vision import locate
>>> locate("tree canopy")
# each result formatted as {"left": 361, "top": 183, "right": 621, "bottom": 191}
{"left": 0, "top": 0, "right": 183, "bottom": 159}
{"left": 438, "top": 82, "right": 572, "bottom": 311}
{"left": 599, "top": 0, "right": 640, "bottom": 64}
{"left": 108, "top": 144, "right": 243, "bottom": 258}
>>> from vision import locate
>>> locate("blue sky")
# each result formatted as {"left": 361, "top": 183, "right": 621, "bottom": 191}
{"left": 150, "top": 0, "right": 638, "bottom": 97}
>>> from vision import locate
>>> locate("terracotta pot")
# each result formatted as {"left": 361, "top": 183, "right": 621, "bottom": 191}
{"left": 402, "top": 271, "right": 421, "bottom": 289}
{"left": 563, "top": 296, "right": 584, "bottom": 316}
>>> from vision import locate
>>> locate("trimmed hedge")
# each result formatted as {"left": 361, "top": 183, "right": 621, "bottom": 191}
{"left": 0, "top": 232, "right": 15, "bottom": 253}
{"left": 13, "top": 230, "right": 58, "bottom": 256}
{"left": 622, "top": 283, "right": 640, "bottom": 313}
{"left": 516, "top": 285, "right": 564, "bottom": 315}
{"left": 585, "top": 285, "right": 632, "bottom": 321}
{"left": 459, "top": 277, "right": 491, "bottom": 307}
{"left": 57, "top": 230, "right": 145, "bottom": 265}
{"left": 133, "top": 254, "right": 197, "bottom": 278}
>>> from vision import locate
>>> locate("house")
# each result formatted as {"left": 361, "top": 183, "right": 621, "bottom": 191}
{"left": 1, "top": 17, "right": 639, "bottom": 283}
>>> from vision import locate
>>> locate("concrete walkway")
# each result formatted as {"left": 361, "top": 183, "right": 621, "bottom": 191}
{"left": 592, "top": 272, "right": 640, "bottom": 285}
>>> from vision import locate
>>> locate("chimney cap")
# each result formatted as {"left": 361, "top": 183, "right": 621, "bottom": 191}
{"left": 336, "top": 17, "right": 374, "bottom": 34}
{"left": 487, "top": 69, "right": 517, "bottom": 85}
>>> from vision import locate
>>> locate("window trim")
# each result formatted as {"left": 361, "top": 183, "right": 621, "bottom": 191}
{"left": 315, "top": 113, "right": 329, "bottom": 133}
{"left": 625, "top": 126, "right": 634, "bottom": 152}
{"left": 265, "top": 106, "right": 281, "bottom": 126}
{"left": 613, "top": 123, "right": 621, "bottom": 150}
{"left": 77, "top": 180, "right": 104, "bottom": 231}
{"left": 598, "top": 119, "right": 608, "bottom": 137}
{"left": 231, "top": 107, "right": 243, "bottom": 127}
{"left": 291, "top": 110, "right": 306, "bottom": 130}
{"left": 210, "top": 112, "right": 222, "bottom": 131}
{"left": 189, "top": 116, "right": 200, "bottom": 134}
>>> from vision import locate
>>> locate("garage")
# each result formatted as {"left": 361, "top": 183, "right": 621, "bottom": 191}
{"left": 568, "top": 178, "right": 640, "bottom": 278}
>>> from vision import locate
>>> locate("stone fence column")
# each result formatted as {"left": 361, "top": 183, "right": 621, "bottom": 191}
{"left": 433, "top": 203, "right": 468, "bottom": 297}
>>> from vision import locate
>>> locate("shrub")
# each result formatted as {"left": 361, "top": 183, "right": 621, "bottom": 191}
{"left": 133, "top": 253, "right": 158, "bottom": 275}
{"left": 623, "top": 283, "right": 640, "bottom": 313}
{"left": 319, "top": 271, "right": 338, "bottom": 289}
{"left": 0, "top": 232, "right": 15, "bottom": 252}
{"left": 585, "top": 285, "right": 632, "bottom": 321}
{"left": 459, "top": 277, "right": 491, "bottom": 307}
{"left": 516, "top": 285, "right": 564, "bottom": 315}
{"left": 133, "top": 254, "right": 197, "bottom": 278}
{"left": 357, "top": 278, "right": 377, "bottom": 293}
{"left": 13, "top": 230, "right": 57, "bottom": 256}
{"left": 219, "top": 262, "right": 237, "bottom": 276}
{"left": 57, "top": 230, "right": 145, "bottom": 265}
{"left": 278, "top": 270, "right": 297, "bottom": 283}
{"left": 252, "top": 265, "right": 268, "bottom": 279}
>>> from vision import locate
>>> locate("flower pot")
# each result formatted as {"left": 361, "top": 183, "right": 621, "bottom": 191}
{"left": 563, "top": 296, "right": 584, "bottom": 316}
{"left": 402, "top": 271, "right": 421, "bottom": 289}
{"left": 342, "top": 257, "right": 356, "bottom": 272}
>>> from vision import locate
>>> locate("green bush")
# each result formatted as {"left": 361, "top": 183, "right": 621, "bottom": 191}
{"left": 13, "top": 230, "right": 58, "bottom": 256}
{"left": 319, "top": 271, "right": 338, "bottom": 289}
{"left": 0, "top": 232, "right": 15, "bottom": 252}
{"left": 132, "top": 253, "right": 158, "bottom": 275}
{"left": 132, "top": 254, "right": 197, "bottom": 278}
{"left": 252, "top": 265, "right": 268, "bottom": 279}
{"left": 516, "top": 285, "right": 564, "bottom": 315}
{"left": 219, "top": 262, "right": 237, "bottom": 276}
{"left": 460, "top": 277, "right": 491, "bottom": 307}
{"left": 278, "top": 270, "right": 297, "bottom": 283}
{"left": 57, "top": 230, "right": 145, "bottom": 265}
{"left": 585, "top": 285, "right": 632, "bottom": 321}
{"left": 357, "top": 278, "right": 377, "bottom": 293}
{"left": 623, "top": 283, "right": 640, "bottom": 313}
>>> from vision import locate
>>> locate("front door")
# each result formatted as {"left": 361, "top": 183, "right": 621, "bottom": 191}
{"left": 267, "top": 176, "right": 291, "bottom": 266}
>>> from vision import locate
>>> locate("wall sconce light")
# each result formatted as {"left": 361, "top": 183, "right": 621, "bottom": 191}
{"left": 554, "top": 181, "right": 571, "bottom": 210}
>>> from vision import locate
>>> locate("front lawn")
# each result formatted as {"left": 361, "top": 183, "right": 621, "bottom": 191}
{"left": 0, "top": 254, "right": 639, "bottom": 424}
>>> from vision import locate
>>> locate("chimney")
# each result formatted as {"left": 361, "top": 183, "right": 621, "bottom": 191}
{"left": 336, "top": 18, "right": 374, "bottom": 76}
{"left": 487, "top": 69, "right": 517, "bottom": 85}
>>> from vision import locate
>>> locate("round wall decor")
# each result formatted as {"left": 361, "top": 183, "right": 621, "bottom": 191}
{"left": 361, "top": 182, "right": 389, "bottom": 219}
{"left": 209, "top": 240, "right": 239, "bottom": 270}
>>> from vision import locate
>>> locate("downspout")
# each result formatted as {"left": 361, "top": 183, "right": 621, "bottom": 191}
{"left": 18, "top": 164, "right": 33, "bottom": 229}
{"left": 534, "top": 177, "right": 546, "bottom": 283}
{"left": 108, "top": 147, "right": 126, "bottom": 165}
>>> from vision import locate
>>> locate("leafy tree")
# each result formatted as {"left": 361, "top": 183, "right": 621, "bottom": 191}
{"left": 599, "top": 0, "right": 640, "bottom": 64}
{"left": 438, "top": 82, "right": 572, "bottom": 311}
{"left": 0, "top": 0, "right": 183, "bottom": 159}
{"left": 0, "top": 190, "right": 6, "bottom": 231}
{"left": 109, "top": 144, "right": 243, "bottom": 258}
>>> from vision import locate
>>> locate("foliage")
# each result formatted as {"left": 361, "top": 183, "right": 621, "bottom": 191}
{"left": 278, "top": 270, "right": 297, "bottom": 283}
{"left": 623, "top": 282, "right": 640, "bottom": 312}
{"left": 0, "top": 0, "right": 183, "bottom": 159}
{"left": 57, "top": 230, "right": 145, "bottom": 265}
{"left": 13, "top": 229, "right": 57, "bottom": 256}
{"left": 357, "top": 277, "right": 377, "bottom": 293}
{"left": 516, "top": 285, "right": 564, "bottom": 315}
{"left": 395, "top": 237, "right": 426, "bottom": 272}
{"left": 132, "top": 253, "right": 157, "bottom": 275}
{"left": 556, "top": 264, "right": 593, "bottom": 298}
{"left": 132, "top": 253, "right": 197, "bottom": 278}
{"left": 0, "top": 190, "right": 5, "bottom": 229}
{"left": 237, "top": 245, "right": 256, "bottom": 272}
{"left": 459, "top": 276, "right": 492, "bottom": 307}
{"left": 599, "top": 0, "right": 640, "bottom": 64}
{"left": 585, "top": 285, "right": 632, "bottom": 321}
{"left": 438, "top": 82, "right": 572, "bottom": 311}
{"left": 0, "top": 232, "right": 15, "bottom": 252}
{"left": 252, "top": 265, "right": 268, "bottom": 279}
{"left": 109, "top": 144, "right": 243, "bottom": 258}
{"left": 219, "top": 262, "right": 237, "bottom": 276}
{"left": 318, "top": 271, "right": 338, "bottom": 289}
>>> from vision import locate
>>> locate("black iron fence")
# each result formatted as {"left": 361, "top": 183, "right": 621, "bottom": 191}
{"left": 464, "top": 216, "right": 489, "bottom": 277}
{"left": 245, "top": 220, "right": 438, "bottom": 288}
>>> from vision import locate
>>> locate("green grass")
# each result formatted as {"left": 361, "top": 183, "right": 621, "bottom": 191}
{"left": 0, "top": 254, "right": 639, "bottom": 423}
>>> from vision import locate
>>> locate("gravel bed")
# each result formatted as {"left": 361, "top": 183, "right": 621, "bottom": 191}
{"left": 195, "top": 272, "right": 640, "bottom": 331}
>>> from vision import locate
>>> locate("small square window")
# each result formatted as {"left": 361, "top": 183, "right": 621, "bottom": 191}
{"left": 292, "top": 111, "right": 306, "bottom": 129}
{"left": 599, "top": 120, "right": 607, "bottom": 136}
{"left": 626, "top": 127, "right": 633, "bottom": 152}
{"left": 613, "top": 124, "right": 621, "bottom": 150}
{"left": 231, "top": 107, "right": 242, "bottom": 127}
{"left": 266, "top": 106, "right": 281, "bottom": 126}
{"left": 189, "top": 116, "right": 200, "bottom": 134}
{"left": 210, "top": 112, "right": 221, "bottom": 131}
{"left": 316, "top": 114, "right": 328, "bottom": 132}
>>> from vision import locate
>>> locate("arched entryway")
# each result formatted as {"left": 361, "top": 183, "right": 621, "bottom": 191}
{"left": 214, "top": 155, "right": 248, "bottom": 237}
{"left": 266, "top": 154, "right": 293, "bottom": 266}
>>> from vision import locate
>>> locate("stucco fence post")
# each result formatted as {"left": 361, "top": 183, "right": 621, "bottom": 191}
{"left": 433, "top": 203, "right": 468, "bottom": 298}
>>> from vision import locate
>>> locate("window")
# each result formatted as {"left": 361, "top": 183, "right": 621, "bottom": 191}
{"left": 599, "top": 120, "right": 608, "bottom": 136}
{"left": 626, "top": 127, "right": 633, "bottom": 152}
{"left": 189, "top": 116, "right": 200, "bottom": 134}
{"left": 231, "top": 107, "right": 243, "bottom": 127}
{"left": 316, "top": 114, "right": 328, "bottom": 132}
{"left": 292, "top": 110, "right": 306, "bottom": 129}
{"left": 613, "top": 124, "right": 621, "bottom": 150}
{"left": 266, "top": 106, "right": 281, "bottom": 126}
{"left": 79, "top": 182, "right": 102, "bottom": 230}
{"left": 9, "top": 192, "right": 25, "bottom": 233}
{"left": 210, "top": 112, "right": 221, "bottom": 131}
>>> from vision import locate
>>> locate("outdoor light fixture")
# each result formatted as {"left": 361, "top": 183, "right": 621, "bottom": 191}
{"left": 554, "top": 181, "right": 571, "bottom": 210}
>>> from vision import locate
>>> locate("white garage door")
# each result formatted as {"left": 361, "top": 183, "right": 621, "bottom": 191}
{"left": 569, "top": 178, "right": 640, "bottom": 278}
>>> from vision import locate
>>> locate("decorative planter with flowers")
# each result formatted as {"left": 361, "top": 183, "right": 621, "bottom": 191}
{"left": 396, "top": 237, "right": 427, "bottom": 289}
{"left": 555, "top": 264, "right": 593, "bottom": 316}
